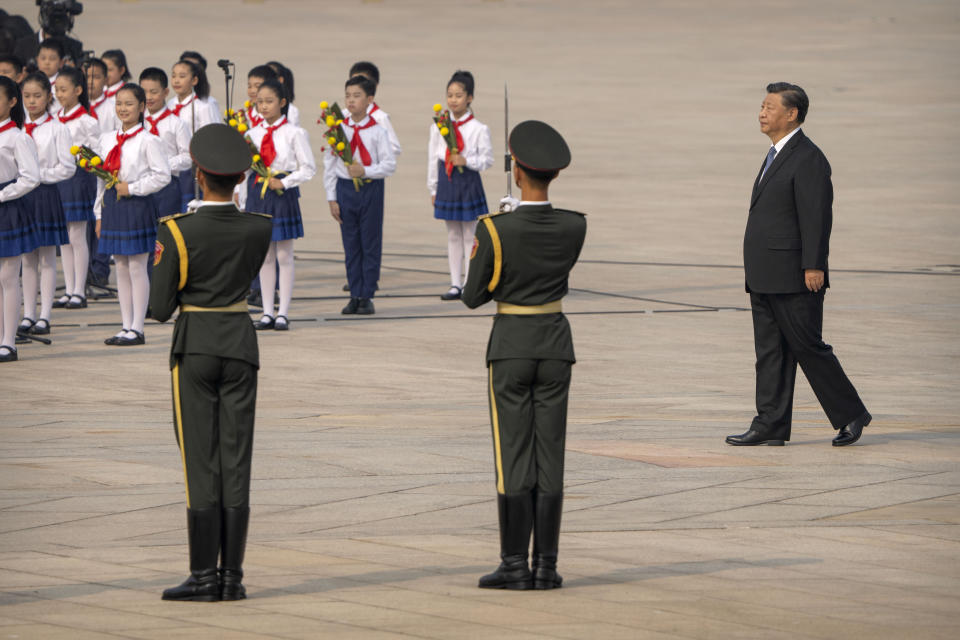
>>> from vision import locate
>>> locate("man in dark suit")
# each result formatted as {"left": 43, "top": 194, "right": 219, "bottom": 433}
{"left": 13, "top": 1, "right": 83, "bottom": 66}
{"left": 151, "top": 124, "right": 273, "bottom": 601}
{"left": 727, "top": 82, "right": 871, "bottom": 448}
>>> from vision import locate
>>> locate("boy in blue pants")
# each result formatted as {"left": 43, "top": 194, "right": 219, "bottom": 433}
{"left": 324, "top": 76, "right": 396, "bottom": 315}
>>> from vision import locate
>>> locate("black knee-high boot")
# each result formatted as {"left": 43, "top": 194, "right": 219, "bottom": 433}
{"left": 162, "top": 507, "right": 221, "bottom": 601}
{"left": 478, "top": 492, "right": 534, "bottom": 589}
{"left": 532, "top": 491, "right": 563, "bottom": 589}
{"left": 220, "top": 506, "right": 250, "bottom": 601}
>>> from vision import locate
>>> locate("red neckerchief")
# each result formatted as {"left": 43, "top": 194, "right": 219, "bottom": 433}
{"left": 24, "top": 113, "right": 51, "bottom": 137}
{"left": 146, "top": 108, "right": 172, "bottom": 136}
{"left": 170, "top": 94, "right": 196, "bottom": 117}
{"left": 247, "top": 105, "right": 263, "bottom": 127}
{"left": 58, "top": 105, "right": 91, "bottom": 124}
{"left": 0, "top": 120, "right": 18, "bottom": 135}
{"left": 101, "top": 125, "right": 143, "bottom": 174}
{"left": 369, "top": 103, "right": 380, "bottom": 116}
{"left": 346, "top": 117, "right": 377, "bottom": 166}
{"left": 89, "top": 95, "right": 107, "bottom": 120}
{"left": 104, "top": 82, "right": 123, "bottom": 98}
{"left": 259, "top": 117, "right": 287, "bottom": 167}
{"left": 445, "top": 112, "right": 474, "bottom": 177}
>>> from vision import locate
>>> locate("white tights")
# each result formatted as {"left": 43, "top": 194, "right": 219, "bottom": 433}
{"left": 114, "top": 253, "right": 149, "bottom": 333}
{"left": 22, "top": 245, "right": 57, "bottom": 322}
{"left": 259, "top": 239, "right": 294, "bottom": 319}
{"left": 445, "top": 220, "right": 478, "bottom": 288}
{"left": 0, "top": 256, "right": 21, "bottom": 348}
{"left": 60, "top": 221, "right": 89, "bottom": 298}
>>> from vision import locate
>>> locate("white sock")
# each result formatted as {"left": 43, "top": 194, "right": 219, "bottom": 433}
{"left": 21, "top": 249, "right": 39, "bottom": 321}
{"left": 445, "top": 221, "right": 465, "bottom": 287}
{"left": 61, "top": 240, "right": 75, "bottom": 299}
{"left": 128, "top": 253, "right": 149, "bottom": 333}
{"left": 114, "top": 254, "right": 132, "bottom": 331}
{"left": 38, "top": 245, "right": 57, "bottom": 321}
{"left": 259, "top": 241, "right": 278, "bottom": 317}
{"left": 276, "top": 239, "right": 295, "bottom": 318}
{"left": 0, "top": 256, "right": 21, "bottom": 347}
{"left": 67, "top": 221, "right": 89, "bottom": 296}
{"left": 460, "top": 220, "right": 477, "bottom": 288}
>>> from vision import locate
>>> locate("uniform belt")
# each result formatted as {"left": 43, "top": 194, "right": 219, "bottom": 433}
{"left": 496, "top": 300, "right": 563, "bottom": 315}
{"left": 180, "top": 301, "right": 249, "bottom": 313}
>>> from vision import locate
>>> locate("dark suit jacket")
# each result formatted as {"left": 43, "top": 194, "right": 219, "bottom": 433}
{"left": 743, "top": 129, "right": 832, "bottom": 294}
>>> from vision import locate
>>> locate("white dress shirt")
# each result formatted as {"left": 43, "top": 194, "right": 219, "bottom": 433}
{"left": 0, "top": 120, "right": 41, "bottom": 202}
{"left": 427, "top": 111, "right": 494, "bottom": 196}
{"left": 166, "top": 93, "right": 218, "bottom": 134}
{"left": 236, "top": 116, "right": 316, "bottom": 208}
{"left": 368, "top": 103, "right": 401, "bottom": 157}
{"left": 322, "top": 115, "right": 397, "bottom": 201}
{"left": 146, "top": 108, "right": 192, "bottom": 174}
{"left": 57, "top": 104, "right": 100, "bottom": 149}
{"left": 92, "top": 124, "right": 171, "bottom": 218}
{"left": 89, "top": 94, "right": 120, "bottom": 135}
{"left": 25, "top": 113, "right": 74, "bottom": 185}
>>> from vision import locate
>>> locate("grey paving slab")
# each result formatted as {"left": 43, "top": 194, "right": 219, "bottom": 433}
{"left": 2, "top": 0, "right": 959, "bottom": 638}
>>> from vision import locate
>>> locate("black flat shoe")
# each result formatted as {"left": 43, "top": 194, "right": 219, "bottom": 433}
{"left": 725, "top": 428, "right": 786, "bottom": 446}
{"left": 114, "top": 330, "right": 145, "bottom": 346}
{"left": 440, "top": 286, "right": 462, "bottom": 301}
{"left": 53, "top": 295, "right": 70, "bottom": 308}
{"left": 833, "top": 410, "right": 872, "bottom": 447}
{"left": 66, "top": 295, "right": 88, "bottom": 309}
{"left": 29, "top": 319, "right": 50, "bottom": 335}
{"left": 0, "top": 346, "right": 17, "bottom": 362}
{"left": 104, "top": 329, "right": 129, "bottom": 346}
{"left": 18, "top": 318, "right": 35, "bottom": 333}
{"left": 274, "top": 315, "right": 289, "bottom": 331}
{"left": 341, "top": 298, "right": 360, "bottom": 315}
{"left": 356, "top": 298, "right": 375, "bottom": 315}
{"left": 254, "top": 315, "right": 275, "bottom": 330}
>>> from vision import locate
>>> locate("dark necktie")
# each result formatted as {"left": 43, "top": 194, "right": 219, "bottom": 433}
{"left": 761, "top": 146, "right": 776, "bottom": 179}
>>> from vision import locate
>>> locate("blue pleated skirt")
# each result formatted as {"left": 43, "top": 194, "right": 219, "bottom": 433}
{"left": 178, "top": 168, "right": 196, "bottom": 213}
{"left": 56, "top": 167, "right": 96, "bottom": 223}
{"left": 245, "top": 173, "right": 303, "bottom": 242}
{"left": 99, "top": 191, "right": 158, "bottom": 255}
{"left": 23, "top": 182, "right": 69, "bottom": 247}
{"left": 153, "top": 174, "right": 182, "bottom": 220}
{"left": 0, "top": 181, "right": 39, "bottom": 258}
{"left": 434, "top": 160, "right": 489, "bottom": 221}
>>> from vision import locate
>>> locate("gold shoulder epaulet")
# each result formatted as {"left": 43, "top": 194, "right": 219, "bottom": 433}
{"left": 158, "top": 211, "right": 194, "bottom": 224}
{"left": 245, "top": 211, "right": 273, "bottom": 219}
{"left": 478, "top": 210, "right": 508, "bottom": 220}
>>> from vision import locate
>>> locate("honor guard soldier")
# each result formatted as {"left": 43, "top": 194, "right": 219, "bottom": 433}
{"left": 462, "top": 120, "right": 586, "bottom": 590}
{"left": 150, "top": 123, "right": 273, "bottom": 602}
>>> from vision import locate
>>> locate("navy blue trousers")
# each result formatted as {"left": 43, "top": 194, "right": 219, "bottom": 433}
{"left": 337, "top": 178, "right": 384, "bottom": 299}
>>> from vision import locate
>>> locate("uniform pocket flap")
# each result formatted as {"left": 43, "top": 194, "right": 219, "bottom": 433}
{"left": 768, "top": 237, "right": 802, "bottom": 250}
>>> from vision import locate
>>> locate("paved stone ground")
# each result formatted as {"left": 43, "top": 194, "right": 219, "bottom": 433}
{"left": 1, "top": 1, "right": 959, "bottom": 638}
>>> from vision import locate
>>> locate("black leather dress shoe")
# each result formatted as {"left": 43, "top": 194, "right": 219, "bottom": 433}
{"left": 440, "top": 286, "right": 462, "bottom": 301}
{"left": 53, "top": 295, "right": 70, "bottom": 308}
{"left": 478, "top": 557, "right": 533, "bottom": 590}
{"left": 341, "top": 298, "right": 360, "bottom": 315}
{"left": 161, "top": 569, "right": 220, "bottom": 602}
{"left": 104, "top": 329, "right": 130, "bottom": 346}
{"left": 356, "top": 298, "right": 375, "bottom": 315}
{"left": 833, "top": 410, "right": 871, "bottom": 447}
{"left": 66, "top": 295, "right": 88, "bottom": 309}
{"left": 725, "top": 429, "right": 786, "bottom": 446}
{"left": 0, "top": 346, "right": 17, "bottom": 362}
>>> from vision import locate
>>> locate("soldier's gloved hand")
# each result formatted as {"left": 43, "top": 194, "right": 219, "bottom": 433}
{"left": 185, "top": 199, "right": 201, "bottom": 212}
{"left": 499, "top": 195, "right": 519, "bottom": 212}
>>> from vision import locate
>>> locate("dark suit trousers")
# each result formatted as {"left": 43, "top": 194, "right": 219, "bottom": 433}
{"left": 172, "top": 354, "right": 257, "bottom": 510}
{"left": 488, "top": 359, "right": 571, "bottom": 496}
{"left": 751, "top": 291, "right": 865, "bottom": 435}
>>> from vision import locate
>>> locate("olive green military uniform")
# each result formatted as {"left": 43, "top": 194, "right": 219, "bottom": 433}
{"left": 463, "top": 200, "right": 586, "bottom": 590}
{"left": 151, "top": 203, "right": 272, "bottom": 509}
{"left": 151, "top": 201, "right": 271, "bottom": 602}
